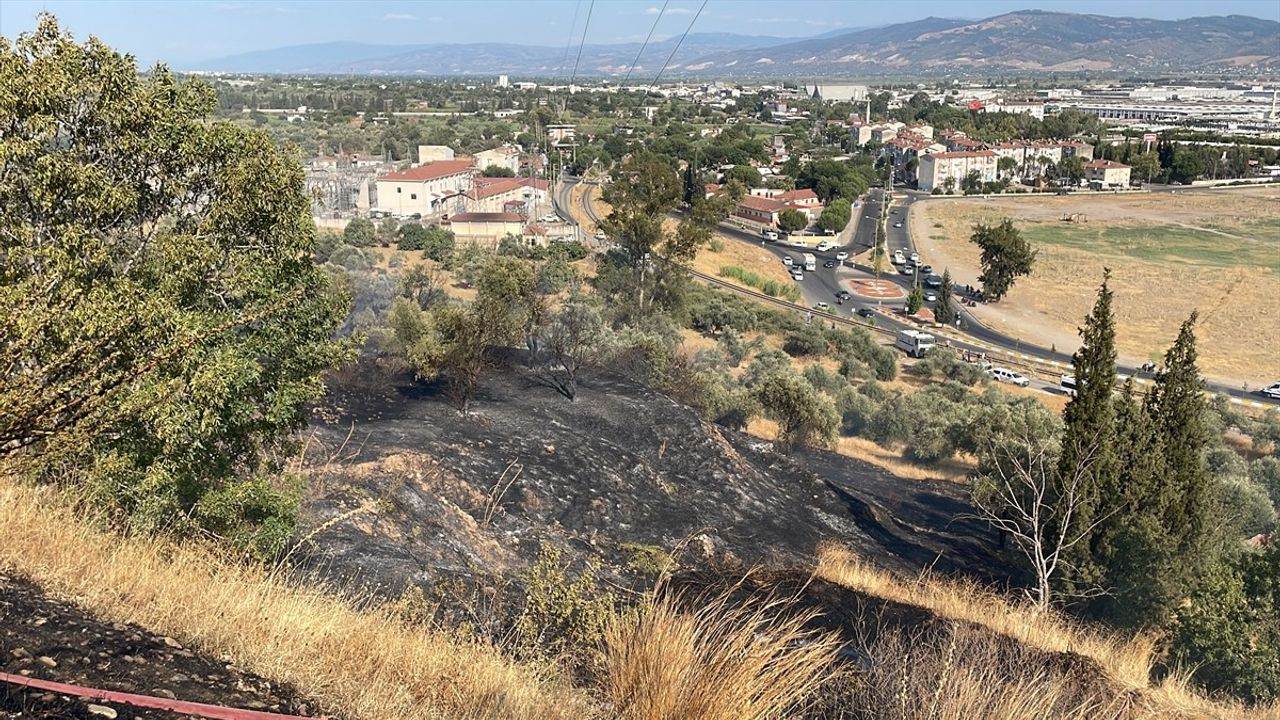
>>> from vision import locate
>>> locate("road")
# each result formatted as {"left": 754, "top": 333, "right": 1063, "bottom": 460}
{"left": 557, "top": 176, "right": 1277, "bottom": 409}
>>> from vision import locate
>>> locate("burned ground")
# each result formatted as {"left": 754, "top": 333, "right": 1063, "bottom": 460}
{"left": 298, "top": 361, "right": 1015, "bottom": 602}
{"left": 0, "top": 573, "right": 322, "bottom": 720}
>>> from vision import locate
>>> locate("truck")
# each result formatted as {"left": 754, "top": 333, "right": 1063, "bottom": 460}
{"left": 895, "top": 329, "right": 935, "bottom": 358}
{"left": 802, "top": 253, "right": 816, "bottom": 272}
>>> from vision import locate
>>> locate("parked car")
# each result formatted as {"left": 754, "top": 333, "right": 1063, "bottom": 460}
{"left": 783, "top": 256, "right": 793, "bottom": 266}
{"left": 789, "top": 238, "right": 808, "bottom": 248}
{"left": 1264, "top": 382, "right": 1280, "bottom": 400}
{"left": 991, "top": 368, "right": 1031, "bottom": 388}
{"left": 835, "top": 251, "right": 849, "bottom": 261}
{"left": 539, "top": 214, "right": 560, "bottom": 223}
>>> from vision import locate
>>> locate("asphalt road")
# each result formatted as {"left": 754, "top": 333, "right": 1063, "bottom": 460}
{"left": 558, "top": 176, "right": 1277, "bottom": 409}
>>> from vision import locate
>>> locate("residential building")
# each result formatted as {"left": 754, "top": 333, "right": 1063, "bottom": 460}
{"left": 465, "top": 177, "right": 548, "bottom": 214}
{"left": 417, "top": 145, "right": 455, "bottom": 164}
{"left": 547, "top": 124, "right": 576, "bottom": 146}
{"left": 1085, "top": 159, "right": 1132, "bottom": 187}
{"left": 376, "top": 160, "right": 475, "bottom": 217}
{"left": 496, "top": 75, "right": 509, "bottom": 88}
{"left": 734, "top": 189, "right": 824, "bottom": 227}
{"left": 473, "top": 144, "right": 521, "bottom": 174}
{"left": 804, "top": 84, "right": 869, "bottom": 102}
{"left": 917, "top": 151, "right": 998, "bottom": 192}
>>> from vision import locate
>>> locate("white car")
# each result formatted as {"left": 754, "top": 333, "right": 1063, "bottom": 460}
{"left": 924, "top": 290, "right": 938, "bottom": 302}
{"left": 892, "top": 251, "right": 905, "bottom": 265}
{"left": 814, "top": 302, "right": 830, "bottom": 311}
{"left": 782, "top": 256, "right": 793, "bottom": 266}
{"left": 594, "top": 231, "right": 606, "bottom": 240}
{"left": 835, "top": 251, "right": 849, "bottom": 261}
{"left": 816, "top": 241, "right": 834, "bottom": 252}
{"left": 791, "top": 270, "right": 804, "bottom": 281}
{"left": 1264, "top": 382, "right": 1280, "bottom": 400}
{"left": 894, "top": 222, "right": 903, "bottom": 228}
{"left": 789, "top": 238, "right": 808, "bottom": 248}
{"left": 762, "top": 230, "right": 779, "bottom": 241}
{"left": 991, "top": 368, "right": 1031, "bottom": 388}
{"left": 909, "top": 251, "right": 920, "bottom": 263}
{"left": 539, "top": 214, "right": 560, "bottom": 223}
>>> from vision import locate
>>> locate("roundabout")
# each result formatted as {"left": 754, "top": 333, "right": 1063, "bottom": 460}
{"left": 849, "top": 279, "right": 906, "bottom": 301}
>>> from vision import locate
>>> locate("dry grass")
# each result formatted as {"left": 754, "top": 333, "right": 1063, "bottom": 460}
{"left": 912, "top": 189, "right": 1280, "bottom": 383}
{"left": 605, "top": 591, "right": 840, "bottom": 720}
{"left": 815, "top": 545, "right": 1279, "bottom": 720}
{"left": 835, "top": 436, "right": 971, "bottom": 483}
{"left": 0, "top": 479, "right": 596, "bottom": 720}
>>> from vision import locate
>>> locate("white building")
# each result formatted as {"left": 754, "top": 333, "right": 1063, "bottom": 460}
{"left": 804, "top": 84, "right": 869, "bottom": 102}
{"left": 496, "top": 75, "right": 509, "bottom": 88}
{"left": 474, "top": 144, "right": 521, "bottom": 175}
{"left": 917, "top": 151, "right": 998, "bottom": 192}
{"left": 376, "top": 160, "right": 475, "bottom": 217}
{"left": 1085, "top": 159, "right": 1132, "bottom": 187}
{"left": 417, "top": 145, "right": 455, "bottom": 164}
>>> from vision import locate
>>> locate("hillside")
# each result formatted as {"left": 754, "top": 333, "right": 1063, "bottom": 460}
{"left": 188, "top": 12, "right": 1280, "bottom": 76}
{"left": 684, "top": 11, "right": 1280, "bottom": 76}
{"left": 299, "top": 360, "right": 1004, "bottom": 599}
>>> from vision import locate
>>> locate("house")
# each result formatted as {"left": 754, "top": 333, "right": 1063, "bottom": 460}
{"left": 704, "top": 183, "right": 722, "bottom": 199}
{"left": 474, "top": 145, "right": 522, "bottom": 174}
{"left": 445, "top": 212, "right": 526, "bottom": 248}
{"left": 376, "top": 160, "right": 476, "bottom": 217}
{"left": 1085, "top": 159, "right": 1132, "bottom": 187}
{"left": 734, "top": 188, "right": 824, "bottom": 227}
{"left": 734, "top": 195, "right": 784, "bottom": 226}
{"left": 465, "top": 177, "right": 549, "bottom": 214}
{"left": 917, "top": 151, "right": 998, "bottom": 193}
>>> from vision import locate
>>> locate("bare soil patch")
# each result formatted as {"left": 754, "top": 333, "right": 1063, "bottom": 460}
{"left": 911, "top": 188, "right": 1280, "bottom": 384}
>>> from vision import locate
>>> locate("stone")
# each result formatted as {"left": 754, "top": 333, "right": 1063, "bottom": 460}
{"left": 154, "top": 689, "right": 176, "bottom": 700}
{"left": 36, "top": 655, "right": 57, "bottom": 668}
{"left": 160, "top": 636, "right": 183, "bottom": 649}
{"left": 10, "top": 647, "right": 32, "bottom": 660}
{"left": 86, "top": 704, "right": 118, "bottom": 719}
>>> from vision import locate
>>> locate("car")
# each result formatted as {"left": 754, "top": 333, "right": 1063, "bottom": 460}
{"left": 856, "top": 307, "right": 875, "bottom": 319}
{"left": 791, "top": 271, "right": 804, "bottom": 281}
{"left": 814, "top": 302, "right": 830, "bottom": 311}
{"left": 891, "top": 251, "right": 905, "bottom": 265}
{"left": 898, "top": 265, "right": 915, "bottom": 275}
{"left": 820, "top": 228, "right": 836, "bottom": 235}
{"left": 890, "top": 208, "right": 898, "bottom": 214}
{"left": 865, "top": 214, "right": 873, "bottom": 219}
{"left": 835, "top": 251, "right": 849, "bottom": 261}
{"left": 762, "top": 230, "right": 780, "bottom": 241}
{"left": 539, "top": 214, "right": 560, "bottom": 223}
{"left": 924, "top": 290, "right": 938, "bottom": 302}
{"left": 991, "top": 368, "right": 1031, "bottom": 388}
{"left": 924, "top": 274, "right": 942, "bottom": 288}
{"left": 594, "top": 230, "right": 606, "bottom": 240}
{"left": 893, "top": 222, "right": 903, "bottom": 228}
{"left": 824, "top": 260, "right": 836, "bottom": 268}
{"left": 816, "top": 241, "right": 834, "bottom": 252}
{"left": 1264, "top": 382, "right": 1280, "bottom": 400}
{"left": 789, "top": 238, "right": 808, "bottom": 248}
{"left": 837, "top": 290, "right": 852, "bottom": 300}
{"left": 782, "top": 256, "right": 793, "bottom": 266}
{"left": 920, "top": 265, "right": 933, "bottom": 275}
{"left": 909, "top": 252, "right": 920, "bottom": 263}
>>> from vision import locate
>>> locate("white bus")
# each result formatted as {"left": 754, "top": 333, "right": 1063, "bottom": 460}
{"left": 895, "top": 329, "right": 935, "bottom": 358}
{"left": 802, "top": 253, "right": 816, "bottom": 272}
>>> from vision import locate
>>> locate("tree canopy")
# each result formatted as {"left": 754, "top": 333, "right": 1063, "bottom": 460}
{"left": 970, "top": 219, "right": 1036, "bottom": 301}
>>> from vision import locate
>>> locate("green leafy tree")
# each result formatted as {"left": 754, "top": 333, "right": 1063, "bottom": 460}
{"left": 778, "top": 208, "right": 808, "bottom": 234}
{"left": 422, "top": 225, "right": 455, "bottom": 262}
{"left": 934, "top": 269, "right": 957, "bottom": 325}
{"left": 481, "top": 164, "right": 515, "bottom": 177}
{"left": 1060, "top": 156, "right": 1086, "bottom": 185}
{"left": 396, "top": 223, "right": 430, "bottom": 251}
{"left": 722, "top": 164, "right": 760, "bottom": 189}
{"left": 971, "top": 218, "right": 1036, "bottom": 301}
{"left": 817, "top": 198, "right": 852, "bottom": 233}
{"left": 997, "top": 156, "right": 1019, "bottom": 179}
{"left": 1129, "top": 152, "right": 1160, "bottom": 185}
{"left": 344, "top": 216, "right": 377, "bottom": 247}
{"left": 961, "top": 170, "right": 984, "bottom": 195}
{"left": 0, "top": 17, "right": 352, "bottom": 556}
{"left": 752, "top": 372, "right": 839, "bottom": 451}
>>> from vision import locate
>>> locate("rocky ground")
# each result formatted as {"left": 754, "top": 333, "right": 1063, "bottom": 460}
{"left": 0, "top": 574, "right": 323, "bottom": 720}
{"left": 298, "top": 360, "right": 1013, "bottom": 607}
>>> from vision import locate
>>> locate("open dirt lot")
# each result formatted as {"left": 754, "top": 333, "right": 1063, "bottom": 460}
{"left": 911, "top": 187, "right": 1280, "bottom": 384}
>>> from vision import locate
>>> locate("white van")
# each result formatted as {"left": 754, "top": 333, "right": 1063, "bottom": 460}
{"left": 803, "top": 253, "right": 817, "bottom": 272}
{"left": 895, "top": 329, "right": 935, "bottom": 358}
{"left": 1060, "top": 375, "right": 1078, "bottom": 396}
{"left": 892, "top": 250, "right": 906, "bottom": 265}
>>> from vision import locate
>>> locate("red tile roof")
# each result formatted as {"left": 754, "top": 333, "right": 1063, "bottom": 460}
{"left": 380, "top": 160, "right": 476, "bottom": 183}
{"left": 775, "top": 189, "right": 820, "bottom": 204}
{"left": 926, "top": 150, "right": 998, "bottom": 160}
{"left": 448, "top": 212, "right": 524, "bottom": 223}
{"left": 738, "top": 195, "right": 785, "bottom": 213}
{"left": 1085, "top": 159, "right": 1129, "bottom": 169}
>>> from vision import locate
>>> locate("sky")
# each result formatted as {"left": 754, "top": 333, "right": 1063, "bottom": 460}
{"left": 2, "top": 0, "right": 1278, "bottom": 67}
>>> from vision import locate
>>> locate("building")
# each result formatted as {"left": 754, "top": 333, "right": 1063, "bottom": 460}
{"left": 417, "top": 145, "right": 455, "bottom": 164}
{"left": 734, "top": 189, "right": 824, "bottom": 227}
{"left": 464, "top": 177, "right": 549, "bottom": 214}
{"left": 1084, "top": 159, "right": 1132, "bottom": 187}
{"left": 446, "top": 212, "right": 526, "bottom": 248}
{"left": 917, "top": 151, "right": 998, "bottom": 193}
{"left": 496, "top": 75, "right": 509, "bottom": 88}
{"left": 473, "top": 144, "right": 521, "bottom": 175}
{"left": 376, "top": 160, "right": 475, "bottom": 217}
{"left": 547, "top": 124, "right": 576, "bottom": 146}
{"left": 804, "top": 84, "right": 869, "bottom": 102}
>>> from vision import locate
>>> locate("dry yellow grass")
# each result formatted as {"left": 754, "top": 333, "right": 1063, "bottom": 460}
{"left": 815, "top": 545, "right": 1280, "bottom": 720}
{"left": 0, "top": 479, "right": 596, "bottom": 720}
{"left": 912, "top": 188, "right": 1280, "bottom": 383}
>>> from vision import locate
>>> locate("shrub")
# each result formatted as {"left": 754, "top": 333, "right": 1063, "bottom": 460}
{"left": 515, "top": 545, "right": 615, "bottom": 675}
{"left": 803, "top": 364, "right": 850, "bottom": 395}
{"left": 783, "top": 324, "right": 828, "bottom": 357}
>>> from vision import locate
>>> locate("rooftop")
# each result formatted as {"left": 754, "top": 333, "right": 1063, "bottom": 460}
{"left": 379, "top": 160, "right": 476, "bottom": 183}
{"left": 448, "top": 212, "right": 524, "bottom": 223}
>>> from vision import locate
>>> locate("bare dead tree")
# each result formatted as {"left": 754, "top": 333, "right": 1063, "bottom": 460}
{"left": 541, "top": 297, "right": 603, "bottom": 401}
{"left": 971, "top": 427, "right": 1108, "bottom": 610}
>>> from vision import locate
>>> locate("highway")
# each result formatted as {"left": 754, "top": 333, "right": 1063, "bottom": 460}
{"left": 555, "top": 176, "right": 1277, "bottom": 409}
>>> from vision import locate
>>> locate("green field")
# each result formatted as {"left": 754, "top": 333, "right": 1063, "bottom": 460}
{"left": 1019, "top": 220, "right": 1280, "bottom": 272}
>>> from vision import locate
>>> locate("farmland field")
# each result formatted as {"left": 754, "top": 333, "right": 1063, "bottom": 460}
{"left": 910, "top": 186, "right": 1280, "bottom": 384}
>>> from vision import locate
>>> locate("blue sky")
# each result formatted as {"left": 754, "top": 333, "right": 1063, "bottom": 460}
{"left": 2, "top": 0, "right": 1277, "bottom": 66}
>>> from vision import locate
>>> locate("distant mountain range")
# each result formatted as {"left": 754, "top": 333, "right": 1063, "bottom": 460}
{"left": 189, "top": 11, "right": 1280, "bottom": 77}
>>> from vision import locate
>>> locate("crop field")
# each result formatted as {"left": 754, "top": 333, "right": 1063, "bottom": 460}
{"left": 911, "top": 186, "right": 1280, "bottom": 384}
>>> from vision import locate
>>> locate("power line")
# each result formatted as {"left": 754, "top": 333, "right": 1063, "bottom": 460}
{"left": 647, "top": 0, "right": 707, "bottom": 94}
{"left": 557, "top": 0, "right": 583, "bottom": 76}
{"left": 621, "top": 0, "right": 668, "bottom": 88}
{"left": 568, "top": 0, "right": 596, "bottom": 86}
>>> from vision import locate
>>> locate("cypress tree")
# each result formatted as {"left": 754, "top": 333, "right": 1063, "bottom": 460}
{"left": 934, "top": 269, "right": 957, "bottom": 325}
{"left": 1146, "top": 313, "right": 1216, "bottom": 588}
{"left": 1058, "top": 270, "right": 1120, "bottom": 600}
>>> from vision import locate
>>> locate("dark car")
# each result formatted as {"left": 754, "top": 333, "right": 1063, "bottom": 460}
{"left": 921, "top": 265, "right": 933, "bottom": 275}
{"left": 856, "top": 307, "right": 874, "bottom": 319}
{"left": 824, "top": 260, "right": 836, "bottom": 268}
{"left": 925, "top": 274, "right": 943, "bottom": 288}
{"left": 837, "top": 290, "right": 852, "bottom": 300}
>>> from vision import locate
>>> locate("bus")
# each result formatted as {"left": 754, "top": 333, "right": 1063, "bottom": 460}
{"left": 802, "top": 253, "right": 816, "bottom": 272}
